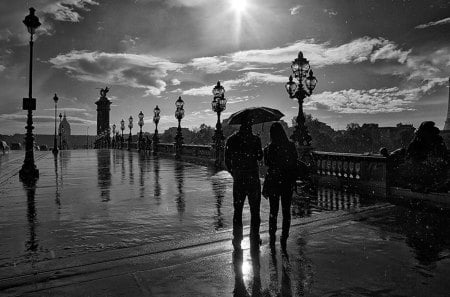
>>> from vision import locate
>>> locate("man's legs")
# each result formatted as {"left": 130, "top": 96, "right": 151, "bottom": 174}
{"left": 247, "top": 175, "right": 261, "bottom": 246}
{"left": 232, "top": 178, "right": 246, "bottom": 249}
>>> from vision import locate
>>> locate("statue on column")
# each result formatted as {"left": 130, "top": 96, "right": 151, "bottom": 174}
{"left": 100, "top": 87, "right": 109, "bottom": 98}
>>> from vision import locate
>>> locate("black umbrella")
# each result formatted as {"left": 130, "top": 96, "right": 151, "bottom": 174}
{"left": 228, "top": 107, "right": 284, "bottom": 125}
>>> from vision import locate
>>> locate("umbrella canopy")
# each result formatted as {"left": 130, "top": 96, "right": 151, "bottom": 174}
{"left": 228, "top": 107, "right": 284, "bottom": 125}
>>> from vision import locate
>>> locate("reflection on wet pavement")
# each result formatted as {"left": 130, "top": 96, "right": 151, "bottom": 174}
{"left": 1, "top": 150, "right": 450, "bottom": 296}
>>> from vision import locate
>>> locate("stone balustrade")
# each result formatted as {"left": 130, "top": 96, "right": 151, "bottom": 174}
{"left": 311, "top": 151, "right": 387, "bottom": 197}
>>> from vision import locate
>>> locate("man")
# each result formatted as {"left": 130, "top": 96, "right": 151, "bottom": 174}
{"left": 225, "top": 119, "right": 263, "bottom": 251}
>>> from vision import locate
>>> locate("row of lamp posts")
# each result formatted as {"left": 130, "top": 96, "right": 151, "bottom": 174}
{"left": 18, "top": 7, "right": 317, "bottom": 182}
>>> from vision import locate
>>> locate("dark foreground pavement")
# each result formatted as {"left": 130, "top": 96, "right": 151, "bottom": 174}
{"left": 1, "top": 151, "right": 450, "bottom": 296}
{"left": 2, "top": 204, "right": 450, "bottom": 297}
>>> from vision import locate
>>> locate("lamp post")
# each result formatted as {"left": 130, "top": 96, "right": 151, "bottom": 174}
{"left": 138, "top": 111, "right": 144, "bottom": 152}
{"left": 19, "top": 8, "right": 41, "bottom": 181}
{"left": 128, "top": 116, "right": 133, "bottom": 151}
{"left": 285, "top": 51, "right": 317, "bottom": 147}
{"left": 211, "top": 81, "right": 227, "bottom": 168}
{"left": 52, "top": 94, "right": 59, "bottom": 155}
{"left": 58, "top": 113, "right": 62, "bottom": 150}
{"left": 120, "top": 119, "right": 125, "bottom": 149}
{"left": 153, "top": 106, "right": 160, "bottom": 154}
{"left": 174, "top": 96, "right": 185, "bottom": 158}
{"left": 112, "top": 124, "right": 116, "bottom": 148}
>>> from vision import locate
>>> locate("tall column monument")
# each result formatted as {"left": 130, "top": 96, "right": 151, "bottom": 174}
{"left": 95, "top": 87, "right": 112, "bottom": 136}
{"left": 444, "top": 78, "right": 450, "bottom": 131}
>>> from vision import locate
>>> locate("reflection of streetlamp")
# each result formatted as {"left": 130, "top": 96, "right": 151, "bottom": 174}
{"left": 112, "top": 124, "right": 116, "bottom": 148}
{"left": 174, "top": 96, "right": 185, "bottom": 158}
{"left": 138, "top": 111, "right": 144, "bottom": 152}
{"left": 52, "top": 94, "right": 59, "bottom": 155}
{"left": 19, "top": 8, "right": 41, "bottom": 181}
{"left": 128, "top": 116, "right": 133, "bottom": 151}
{"left": 285, "top": 51, "right": 317, "bottom": 146}
{"left": 106, "top": 127, "right": 111, "bottom": 148}
{"left": 58, "top": 113, "right": 62, "bottom": 150}
{"left": 211, "top": 81, "right": 227, "bottom": 168}
{"left": 153, "top": 105, "right": 160, "bottom": 154}
{"left": 120, "top": 119, "right": 125, "bottom": 149}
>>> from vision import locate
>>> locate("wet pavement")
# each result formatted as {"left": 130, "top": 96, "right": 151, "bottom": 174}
{"left": 0, "top": 150, "right": 450, "bottom": 296}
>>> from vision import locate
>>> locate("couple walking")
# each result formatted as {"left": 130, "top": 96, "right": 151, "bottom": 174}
{"left": 225, "top": 120, "right": 298, "bottom": 251}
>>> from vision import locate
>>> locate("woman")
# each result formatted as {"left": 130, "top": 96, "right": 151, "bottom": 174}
{"left": 263, "top": 122, "right": 298, "bottom": 250}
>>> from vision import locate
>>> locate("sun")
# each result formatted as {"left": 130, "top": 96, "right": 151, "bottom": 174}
{"left": 230, "top": 0, "right": 247, "bottom": 13}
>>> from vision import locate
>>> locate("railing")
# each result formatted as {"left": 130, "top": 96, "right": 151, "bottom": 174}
{"left": 157, "top": 143, "right": 175, "bottom": 154}
{"left": 157, "top": 143, "right": 214, "bottom": 159}
{"left": 311, "top": 151, "right": 387, "bottom": 197}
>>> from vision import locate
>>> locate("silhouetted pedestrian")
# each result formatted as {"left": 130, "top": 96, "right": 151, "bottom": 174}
{"left": 263, "top": 122, "right": 298, "bottom": 250}
{"left": 225, "top": 119, "right": 263, "bottom": 251}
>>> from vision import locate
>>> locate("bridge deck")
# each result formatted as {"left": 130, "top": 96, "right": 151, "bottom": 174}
{"left": 0, "top": 150, "right": 449, "bottom": 296}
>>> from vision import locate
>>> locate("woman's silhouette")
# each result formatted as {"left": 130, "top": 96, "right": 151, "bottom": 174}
{"left": 263, "top": 122, "right": 298, "bottom": 250}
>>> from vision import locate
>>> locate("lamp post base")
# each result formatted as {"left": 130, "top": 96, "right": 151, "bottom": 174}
{"left": 19, "top": 164, "right": 39, "bottom": 182}
{"left": 52, "top": 148, "right": 58, "bottom": 155}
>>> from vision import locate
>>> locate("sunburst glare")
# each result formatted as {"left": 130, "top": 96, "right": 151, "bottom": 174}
{"left": 230, "top": 0, "right": 248, "bottom": 14}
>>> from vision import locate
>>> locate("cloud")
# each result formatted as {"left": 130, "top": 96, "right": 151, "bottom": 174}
{"left": 182, "top": 72, "right": 286, "bottom": 96}
{"left": 405, "top": 48, "right": 450, "bottom": 80}
{"left": 415, "top": 17, "right": 450, "bottom": 29}
{"left": 323, "top": 8, "right": 338, "bottom": 16}
{"left": 42, "top": 0, "right": 99, "bottom": 22}
{"left": 171, "top": 78, "right": 181, "bottom": 86}
{"left": 49, "top": 50, "right": 182, "bottom": 96}
{"left": 0, "top": 113, "right": 95, "bottom": 125}
{"left": 231, "top": 37, "right": 410, "bottom": 67}
{"left": 290, "top": 5, "right": 302, "bottom": 15}
{"left": 166, "top": 0, "right": 209, "bottom": 7}
{"left": 307, "top": 77, "right": 447, "bottom": 114}
{"left": 43, "top": 107, "right": 88, "bottom": 112}
{"left": 189, "top": 56, "right": 233, "bottom": 74}
{"left": 0, "top": 65, "right": 5, "bottom": 72}
{"left": 188, "top": 37, "right": 411, "bottom": 74}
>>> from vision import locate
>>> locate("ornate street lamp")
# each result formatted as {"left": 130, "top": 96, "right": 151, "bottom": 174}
{"left": 128, "top": 116, "right": 133, "bottom": 151}
{"left": 174, "top": 96, "right": 185, "bottom": 158}
{"left": 58, "top": 113, "right": 63, "bottom": 150}
{"left": 112, "top": 124, "right": 116, "bottom": 148}
{"left": 153, "top": 105, "right": 160, "bottom": 154}
{"left": 120, "top": 119, "right": 125, "bottom": 149}
{"left": 138, "top": 111, "right": 144, "bottom": 152}
{"left": 285, "top": 51, "right": 317, "bottom": 146}
{"left": 211, "top": 81, "right": 227, "bottom": 168}
{"left": 19, "top": 8, "right": 41, "bottom": 181}
{"left": 52, "top": 94, "right": 59, "bottom": 155}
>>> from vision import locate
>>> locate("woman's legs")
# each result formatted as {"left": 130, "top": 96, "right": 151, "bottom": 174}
{"left": 269, "top": 194, "right": 280, "bottom": 244}
{"left": 280, "top": 189, "right": 293, "bottom": 250}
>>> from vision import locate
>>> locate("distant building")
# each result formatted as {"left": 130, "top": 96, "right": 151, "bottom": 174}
{"left": 59, "top": 113, "right": 71, "bottom": 149}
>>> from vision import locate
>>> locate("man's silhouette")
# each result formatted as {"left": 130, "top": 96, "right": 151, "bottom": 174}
{"left": 225, "top": 119, "right": 263, "bottom": 251}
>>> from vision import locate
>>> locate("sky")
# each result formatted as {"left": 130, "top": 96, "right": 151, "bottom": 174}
{"left": 0, "top": 0, "right": 449, "bottom": 135}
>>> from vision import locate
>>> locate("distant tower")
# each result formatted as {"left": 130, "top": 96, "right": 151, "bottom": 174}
{"left": 445, "top": 78, "right": 450, "bottom": 131}
{"left": 95, "top": 87, "right": 112, "bottom": 136}
{"left": 59, "top": 112, "right": 71, "bottom": 149}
